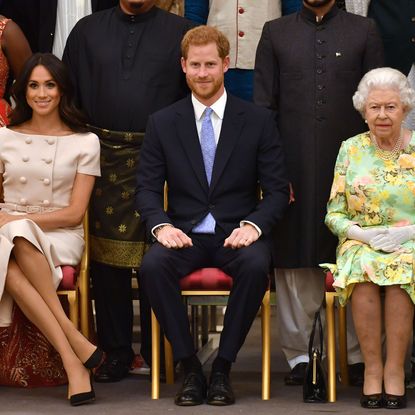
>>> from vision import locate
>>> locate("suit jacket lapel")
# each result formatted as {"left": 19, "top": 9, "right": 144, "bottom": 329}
{"left": 210, "top": 97, "right": 245, "bottom": 192}
{"left": 175, "top": 97, "right": 209, "bottom": 191}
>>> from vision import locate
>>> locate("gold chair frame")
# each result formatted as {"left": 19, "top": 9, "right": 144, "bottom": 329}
{"left": 57, "top": 211, "right": 90, "bottom": 339}
{"left": 151, "top": 287, "right": 271, "bottom": 400}
{"left": 325, "top": 290, "right": 349, "bottom": 402}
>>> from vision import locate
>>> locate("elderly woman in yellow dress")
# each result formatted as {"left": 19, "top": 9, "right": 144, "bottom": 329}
{"left": 323, "top": 67, "right": 415, "bottom": 409}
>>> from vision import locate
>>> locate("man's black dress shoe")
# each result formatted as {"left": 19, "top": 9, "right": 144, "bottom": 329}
{"left": 206, "top": 372, "right": 235, "bottom": 406}
{"left": 284, "top": 362, "right": 307, "bottom": 386}
{"left": 94, "top": 359, "right": 130, "bottom": 383}
{"left": 349, "top": 363, "right": 365, "bottom": 387}
{"left": 360, "top": 393, "right": 383, "bottom": 409}
{"left": 174, "top": 371, "right": 207, "bottom": 406}
{"left": 384, "top": 393, "right": 407, "bottom": 409}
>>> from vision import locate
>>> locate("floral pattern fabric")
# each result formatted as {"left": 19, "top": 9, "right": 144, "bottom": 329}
{"left": 321, "top": 131, "right": 415, "bottom": 305}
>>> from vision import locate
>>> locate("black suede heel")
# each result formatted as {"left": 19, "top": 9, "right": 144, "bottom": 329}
{"left": 83, "top": 348, "right": 104, "bottom": 369}
{"left": 70, "top": 389, "right": 95, "bottom": 406}
{"left": 360, "top": 393, "right": 383, "bottom": 409}
{"left": 384, "top": 393, "right": 407, "bottom": 409}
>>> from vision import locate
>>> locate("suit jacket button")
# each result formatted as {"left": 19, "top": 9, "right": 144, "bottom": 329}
{"left": 191, "top": 220, "right": 197, "bottom": 225}
{"left": 209, "top": 204, "right": 215, "bottom": 209}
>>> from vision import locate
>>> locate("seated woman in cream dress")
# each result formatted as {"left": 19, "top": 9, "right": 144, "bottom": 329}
{"left": 323, "top": 68, "right": 415, "bottom": 409}
{"left": 0, "top": 53, "right": 102, "bottom": 406}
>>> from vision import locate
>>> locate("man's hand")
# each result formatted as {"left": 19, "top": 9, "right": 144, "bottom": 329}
{"left": 289, "top": 182, "right": 295, "bottom": 204}
{"left": 155, "top": 225, "right": 193, "bottom": 249}
{"left": 224, "top": 223, "right": 259, "bottom": 249}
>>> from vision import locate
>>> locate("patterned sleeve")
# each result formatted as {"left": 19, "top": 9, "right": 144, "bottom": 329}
{"left": 77, "top": 133, "right": 101, "bottom": 177}
{"left": 325, "top": 140, "right": 355, "bottom": 239}
{"left": 0, "top": 128, "right": 5, "bottom": 174}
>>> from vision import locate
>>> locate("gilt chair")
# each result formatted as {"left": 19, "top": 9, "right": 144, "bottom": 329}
{"left": 325, "top": 271, "right": 349, "bottom": 402}
{"left": 57, "top": 211, "right": 91, "bottom": 339}
{"left": 150, "top": 184, "right": 271, "bottom": 399}
{"left": 151, "top": 268, "right": 271, "bottom": 400}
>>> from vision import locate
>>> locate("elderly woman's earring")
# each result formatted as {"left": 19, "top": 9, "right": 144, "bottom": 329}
{"left": 364, "top": 119, "right": 368, "bottom": 124}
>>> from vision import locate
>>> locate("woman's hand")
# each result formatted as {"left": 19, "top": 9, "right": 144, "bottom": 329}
{"left": 346, "top": 225, "right": 387, "bottom": 245}
{"left": 369, "top": 225, "right": 415, "bottom": 252}
{"left": 0, "top": 212, "right": 19, "bottom": 227}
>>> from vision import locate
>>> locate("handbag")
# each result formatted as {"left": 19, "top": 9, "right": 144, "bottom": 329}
{"left": 303, "top": 310, "right": 327, "bottom": 403}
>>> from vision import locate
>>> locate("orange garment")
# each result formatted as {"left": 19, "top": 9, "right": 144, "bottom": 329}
{"left": 0, "top": 18, "right": 11, "bottom": 127}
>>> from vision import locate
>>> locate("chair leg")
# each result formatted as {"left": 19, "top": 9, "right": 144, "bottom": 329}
{"left": 326, "top": 292, "right": 337, "bottom": 403}
{"left": 201, "top": 306, "right": 209, "bottom": 345}
{"left": 261, "top": 289, "right": 271, "bottom": 400}
{"left": 151, "top": 309, "right": 160, "bottom": 399}
{"left": 338, "top": 303, "right": 349, "bottom": 386}
{"left": 164, "top": 336, "right": 174, "bottom": 384}
{"left": 79, "top": 269, "right": 89, "bottom": 339}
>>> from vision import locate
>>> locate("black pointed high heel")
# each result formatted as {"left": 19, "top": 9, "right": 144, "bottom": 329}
{"left": 83, "top": 348, "right": 104, "bottom": 369}
{"left": 69, "top": 373, "right": 95, "bottom": 406}
{"left": 70, "top": 389, "right": 95, "bottom": 406}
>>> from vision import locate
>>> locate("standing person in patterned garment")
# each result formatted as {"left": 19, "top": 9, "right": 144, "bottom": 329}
{"left": 63, "top": 0, "right": 193, "bottom": 382}
{"left": 0, "top": 15, "right": 31, "bottom": 127}
{"left": 254, "top": 0, "right": 383, "bottom": 386}
{"left": 184, "top": 0, "right": 281, "bottom": 102}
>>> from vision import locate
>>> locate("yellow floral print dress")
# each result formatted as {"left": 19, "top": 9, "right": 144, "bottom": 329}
{"left": 321, "top": 131, "right": 415, "bottom": 305}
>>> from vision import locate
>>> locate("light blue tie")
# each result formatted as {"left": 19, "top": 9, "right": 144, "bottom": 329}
{"left": 193, "top": 107, "right": 216, "bottom": 234}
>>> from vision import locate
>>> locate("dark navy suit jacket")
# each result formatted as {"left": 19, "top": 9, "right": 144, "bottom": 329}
{"left": 136, "top": 94, "right": 289, "bottom": 245}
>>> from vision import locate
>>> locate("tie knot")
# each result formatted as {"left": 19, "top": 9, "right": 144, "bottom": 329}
{"left": 204, "top": 107, "right": 213, "bottom": 118}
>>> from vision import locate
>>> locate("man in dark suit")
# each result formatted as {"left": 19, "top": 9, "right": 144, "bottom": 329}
{"left": 136, "top": 25, "right": 288, "bottom": 406}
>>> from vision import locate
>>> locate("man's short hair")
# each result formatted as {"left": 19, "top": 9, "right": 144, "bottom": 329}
{"left": 181, "top": 25, "right": 230, "bottom": 60}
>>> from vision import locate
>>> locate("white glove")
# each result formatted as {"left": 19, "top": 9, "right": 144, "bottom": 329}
{"left": 369, "top": 225, "right": 415, "bottom": 253}
{"left": 346, "top": 225, "right": 387, "bottom": 245}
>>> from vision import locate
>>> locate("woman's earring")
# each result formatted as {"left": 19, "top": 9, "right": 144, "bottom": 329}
{"left": 364, "top": 119, "right": 368, "bottom": 124}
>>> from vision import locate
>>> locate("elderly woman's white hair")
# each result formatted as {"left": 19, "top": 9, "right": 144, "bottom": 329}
{"left": 353, "top": 67, "right": 415, "bottom": 115}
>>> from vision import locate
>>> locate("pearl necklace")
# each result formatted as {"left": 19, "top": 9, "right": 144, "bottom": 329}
{"left": 370, "top": 130, "right": 403, "bottom": 161}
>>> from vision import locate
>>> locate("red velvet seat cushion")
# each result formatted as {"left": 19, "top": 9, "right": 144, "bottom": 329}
{"left": 58, "top": 265, "right": 80, "bottom": 290}
{"left": 325, "top": 271, "right": 335, "bottom": 292}
{"left": 180, "top": 268, "right": 233, "bottom": 291}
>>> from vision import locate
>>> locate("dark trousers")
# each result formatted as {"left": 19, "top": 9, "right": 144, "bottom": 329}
{"left": 91, "top": 262, "right": 136, "bottom": 364}
{"left": 139, "top": 234, "right": 270, "bottom": 362}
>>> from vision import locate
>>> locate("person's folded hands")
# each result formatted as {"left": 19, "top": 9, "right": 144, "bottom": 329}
{"left": 369, "top": 225, "right": 415, "bottom": 253}
{"left": 346, "top": 224, "right": 387, "bottom": 245}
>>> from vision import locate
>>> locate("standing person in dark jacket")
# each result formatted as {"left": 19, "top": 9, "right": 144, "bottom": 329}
{"left": 0, "top": 0, "right": 117, "bottom": 54}
{"left": 63, "top": 0, "right": 193, "bottom": 383}
{"left": 254, "top": 0, "right": 383, "bottom": 386}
